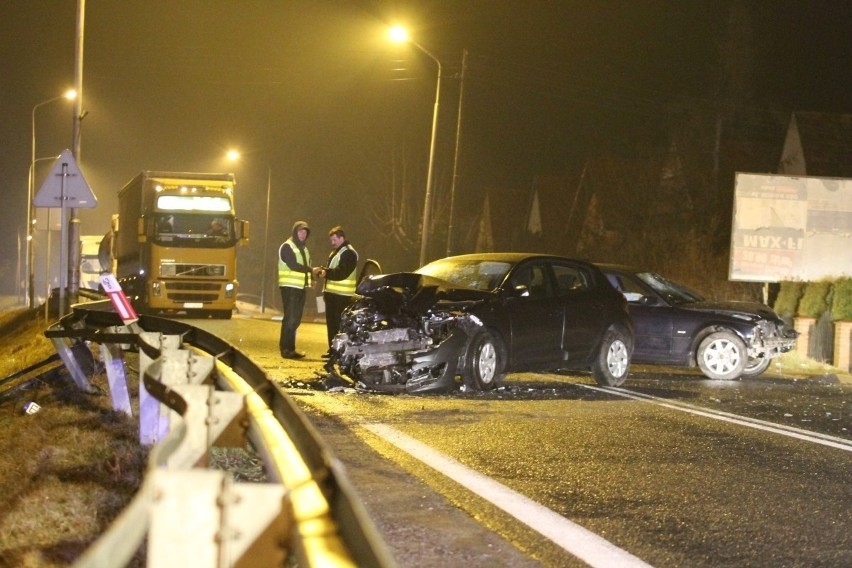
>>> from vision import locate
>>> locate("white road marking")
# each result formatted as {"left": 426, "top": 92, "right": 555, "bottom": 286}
{"left": 582, "top": 384, "right": 852, "bottom": 452}
{"left": 364, "top": 422, "right": 654, "bottom": 568}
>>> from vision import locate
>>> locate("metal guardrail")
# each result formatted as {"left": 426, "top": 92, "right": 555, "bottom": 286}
{"left": 45, "top": 300, "right": 395, "bottom": 568}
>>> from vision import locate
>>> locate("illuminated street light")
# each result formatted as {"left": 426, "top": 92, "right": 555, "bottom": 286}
{"left": 27, "top": 89, "right": 76, "bottom": 308}
{"left": 389, "top": 25, "right": 442, "bottom": 266}
{"left": 227, "top": 150, "right": 272, "bottom": 314}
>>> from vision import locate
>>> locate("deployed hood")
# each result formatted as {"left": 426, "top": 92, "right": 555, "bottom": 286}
{"left": 357, "top": 272, "right": 490, "bottom": 316}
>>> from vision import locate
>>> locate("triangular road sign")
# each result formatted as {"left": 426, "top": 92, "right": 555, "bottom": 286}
{"left": 33, "top": 148, "right": 97, "bottom": 208}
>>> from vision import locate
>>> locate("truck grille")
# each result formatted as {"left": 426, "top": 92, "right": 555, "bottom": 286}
{"left": 165, "top": 282, "right": 221, "bottom": 302}
{"left": 160, "top": 263, "right": 226, "bottom": 278}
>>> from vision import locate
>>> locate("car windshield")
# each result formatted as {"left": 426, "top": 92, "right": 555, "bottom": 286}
{"left": 636, "top": 272, "right": 704, "bottom": 304}
{"left": 417, "top": 258, "right": 512, "bottom": 291}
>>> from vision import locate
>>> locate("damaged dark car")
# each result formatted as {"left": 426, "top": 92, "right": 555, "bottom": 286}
{"left": 595, "top": 263, "right": 798, "bottom": 380}
{"left": 324, "top": 253, "right": 634, "bottom": 393}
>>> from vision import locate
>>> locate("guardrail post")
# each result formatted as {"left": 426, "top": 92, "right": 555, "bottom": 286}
{"left": 147, "top": 469, "right": 289, "bottom": 567}
{"left": 165, "top": 384, "right": 248, "bottom": 469}
{"left": 99, "top": 325, "right": 133, "bottom": 416}
{"left": 139, "top": 332, "right": 183, "bottom": 445}
{"left": 48, "top": 335, "right": 95, "bottom": 393}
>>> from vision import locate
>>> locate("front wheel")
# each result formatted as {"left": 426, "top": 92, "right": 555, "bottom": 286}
{"left": 697, "top": 331, "right": 747, "bottom": 380}
{"left": 741, "top": 354, "right": 771, "bottom": 378}
{"left": 463, "top": 331, "right": 504, "bottom": 391}
{"left": 593, "top": 328, "right": 631, "bottom": 387}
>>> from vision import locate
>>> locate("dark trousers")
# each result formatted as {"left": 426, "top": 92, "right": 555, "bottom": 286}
{"left": 324, "top": 292, "right": 353, "bottom": 347}
{"left": 279, "top": 286, "right": 306, "bottom": 353}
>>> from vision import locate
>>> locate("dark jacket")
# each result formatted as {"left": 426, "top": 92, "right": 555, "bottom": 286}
{"left": 279, "top": 221, "right": 312, "bottom": 277}
{"left": 323, "top": 240, "right": 358, "bottom": 282}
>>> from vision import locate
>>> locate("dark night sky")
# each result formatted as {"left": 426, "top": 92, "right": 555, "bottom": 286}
{"left": 1, "top": 1, "right": 850, "bottom": 296}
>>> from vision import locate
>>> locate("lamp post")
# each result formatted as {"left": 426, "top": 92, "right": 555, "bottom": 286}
{"left": 389, "top": 26, "right": 442, "bottom": 267}
{"left": 28, "top": 155, "right": 60, "bottom": 309}
{"left": 261, "top": 164, "right": 271, "bottom": 314}
{"left": 28, "top": 90, "right": 76, "bottom": 308}
{"left": 227, "top": 150, "right": 272, "bottom": 313}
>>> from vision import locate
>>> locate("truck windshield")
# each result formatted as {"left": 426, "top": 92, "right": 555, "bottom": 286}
{"left": 155, "top": 213, "right": 234, "bottom": 246}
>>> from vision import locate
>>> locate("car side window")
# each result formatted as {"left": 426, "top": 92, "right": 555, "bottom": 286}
{"left": 608, "top": 273, "right": 646, "bottom": 303}
{"left": 553, "top": 264, "right": 588, "bottom": 295}
{"left": 510, "top": 262, "right": 553, "bottom": 298}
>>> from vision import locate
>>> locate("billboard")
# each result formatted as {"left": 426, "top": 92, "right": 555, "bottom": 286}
{"left": 730, "top": 173, "right": 852, "bottom": 282}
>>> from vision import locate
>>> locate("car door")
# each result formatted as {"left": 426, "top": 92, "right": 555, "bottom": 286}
{"left": 551, "top": 261, "right": 603, "bottom": 363}
{"left": 504, "top": 260, "right": 564, "bottom": 368}
{"left": 606, "top": 271, "right": 675, "bottom": 361}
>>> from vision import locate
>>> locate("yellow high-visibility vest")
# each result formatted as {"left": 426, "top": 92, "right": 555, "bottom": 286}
{"left": 323, "top": 244, "right": 357, "bottom": 296}
{"left": 278, "top": 239, "right": 311, "bottom": 289}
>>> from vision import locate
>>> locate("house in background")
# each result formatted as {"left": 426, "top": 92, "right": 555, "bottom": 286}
{"left": 779, "top": 111, "right": 852, "bottom": 177}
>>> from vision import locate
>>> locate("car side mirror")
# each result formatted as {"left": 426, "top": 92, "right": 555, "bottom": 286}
{"left": 512, "top": 284, "right": 530, "bottom": 298}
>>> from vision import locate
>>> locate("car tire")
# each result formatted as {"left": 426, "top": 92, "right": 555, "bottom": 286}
{"left": 464, "top": 331, "right": 503, "bottom": 391}
{"left": 742, "top": 355, "right": 771, "bottom": 378}
{"left": 592, "top": 327, "right": 631, "bottom": 387}
{"left": 697, "top": 331, "right": 747, "bottom": 380}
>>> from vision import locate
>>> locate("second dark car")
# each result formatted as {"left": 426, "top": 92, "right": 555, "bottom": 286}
{"left": 325, "top": 253, "right": 634, "bottom": 393}
{"left": 595, "top": 263, "right": 798, "bottom": 380}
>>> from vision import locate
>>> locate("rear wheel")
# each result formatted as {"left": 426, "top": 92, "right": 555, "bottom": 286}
{"left": 593, "top": 328, "right": 631, "bottom": 386}
{"left": 463, "top": 331, "right": 503, "bottom": 391}
{"left": 697, "top": 331, "right": 747, "bottom": 380}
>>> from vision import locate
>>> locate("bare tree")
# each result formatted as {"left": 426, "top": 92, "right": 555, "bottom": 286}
{"left": 367, "top": 147, "right": 419, "bottom": 254}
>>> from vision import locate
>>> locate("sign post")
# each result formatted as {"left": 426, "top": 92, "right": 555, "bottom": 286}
{"left": 33, "top": 149, "right": 97, "bottom": 317}
{"left": 99, "top": 273, "right": 139, "bottom": 326}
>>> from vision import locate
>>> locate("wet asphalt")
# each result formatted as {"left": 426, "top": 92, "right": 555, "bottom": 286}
{"left": 197, "top": 317, "right": 852, "bottom": 567}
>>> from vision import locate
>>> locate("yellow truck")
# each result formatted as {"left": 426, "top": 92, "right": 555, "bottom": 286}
{"left": 101, "top": 171, "right": 249, "bottom": 318}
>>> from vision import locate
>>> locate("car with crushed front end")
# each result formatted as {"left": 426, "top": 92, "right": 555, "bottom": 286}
{"left": 595, "top": 263, "right": 798, "bottom": 380}
{"left": 324, "top": 253, "right": 634, "bottom": 393}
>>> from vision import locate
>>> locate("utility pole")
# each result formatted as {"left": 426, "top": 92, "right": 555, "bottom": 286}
{"left": 65, "top": 0, "right": 85, "bottom": 316}
{"left": 446, "top": 49, "right": 468, "bottom": 257}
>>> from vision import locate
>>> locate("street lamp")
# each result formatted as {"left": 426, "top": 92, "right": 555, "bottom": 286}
{"left": 227, "top": 150, "right": 272, "bottom": 313}
{"left": 28, "top": 89, "right": 76, "bottom": 308}
{"left": 389, "top": 26, "right": 442, "bottom": 266}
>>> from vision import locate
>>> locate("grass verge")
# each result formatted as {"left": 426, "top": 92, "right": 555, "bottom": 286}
{"left": 0, "top": 309, "right": 264, "bottom": 566}
{"left": 0, "top": 310, "right": 147, "bottom": 567}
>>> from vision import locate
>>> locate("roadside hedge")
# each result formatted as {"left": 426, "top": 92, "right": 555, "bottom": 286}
{"left": 797, "top": 281, "right": 833, "bottom": 318}
{"left": 782, "top": 279, "right": 852, "bottom": 321}
{"left": 773, "top": 281, "right": 804, "bottom": 320}
{"left": 829, "top": 278, "right": 852, "bottom": 321}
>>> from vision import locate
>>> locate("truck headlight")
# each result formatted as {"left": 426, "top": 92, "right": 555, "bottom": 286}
{"left": 152, "top": 282, "right": 162, "bottom": 297}
{"left": 225, "top": 282, "right": 235, "bottom": 298}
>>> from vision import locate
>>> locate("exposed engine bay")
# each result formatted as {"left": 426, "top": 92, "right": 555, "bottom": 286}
{"left": 323, "top": 273, "right": 488, "bottom": 393}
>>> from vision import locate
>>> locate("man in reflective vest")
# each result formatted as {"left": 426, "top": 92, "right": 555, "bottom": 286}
{"left": 313, "top": 225, "right": 358, "bottom": 357}
{"left": 278, "top": 220, "right": 313, "bottom": 359}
